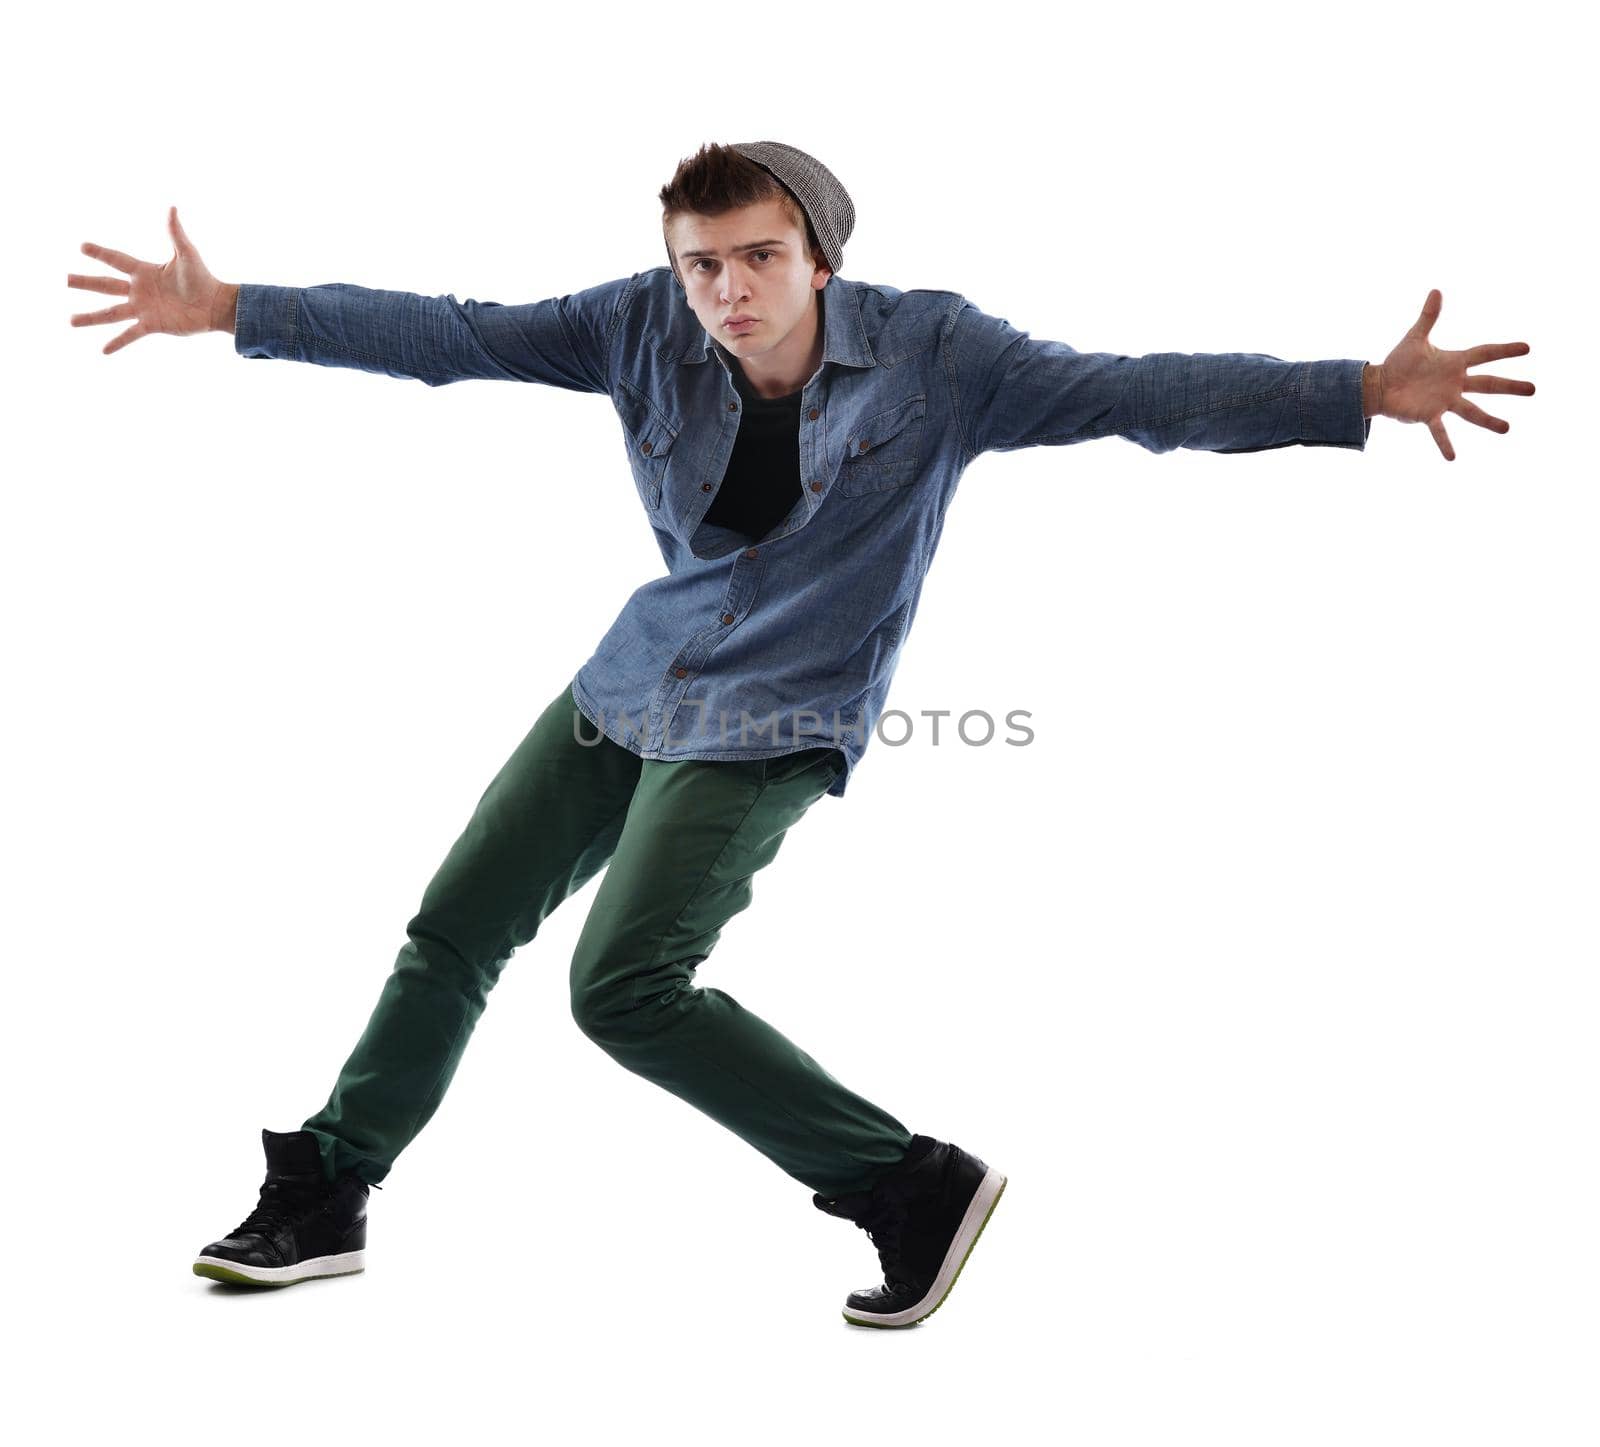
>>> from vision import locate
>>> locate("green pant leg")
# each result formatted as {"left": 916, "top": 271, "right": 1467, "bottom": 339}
{"left": 301, "top": 684, "right": 641, "bottom": 1185}
{"left": 569, "top": 747, "right": 915, "bottom": 1198}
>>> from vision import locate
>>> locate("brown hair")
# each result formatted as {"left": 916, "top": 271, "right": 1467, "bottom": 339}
{"left": 659, "top": 142, "right": 826, "bottom": 286}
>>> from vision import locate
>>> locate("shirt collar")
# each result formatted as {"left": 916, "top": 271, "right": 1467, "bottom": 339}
{"left": 677, "top": 275, "right": 877, "bottom": 372}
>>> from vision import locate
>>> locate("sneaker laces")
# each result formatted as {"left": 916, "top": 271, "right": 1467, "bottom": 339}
{"left": 834, "top": 1191, "right": 913, "bottom": 1291}
{"left": 228, "top": 1176, "right": 322, "bottom": 1239}
{"left": 228, "top": 1169, "right": 379, "bottom": 1239}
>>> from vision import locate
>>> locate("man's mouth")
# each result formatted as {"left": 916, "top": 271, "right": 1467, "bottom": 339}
{"left": 724, "top": 318, "right": 758, "bottom": 333}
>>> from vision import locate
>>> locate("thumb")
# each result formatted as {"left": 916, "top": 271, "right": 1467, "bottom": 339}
{"left": 169, "top": 205, "right": 194, "bottom": 255}
{"left": 1408, "top": 287, "right": 1441, "bottom": 339}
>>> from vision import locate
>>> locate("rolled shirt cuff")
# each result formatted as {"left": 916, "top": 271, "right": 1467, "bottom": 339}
{"left": 1296, "top": 357, "right": 1372, "bottom": 451}
{"left": 233, "top": 283, "right": 300, "bottom": 361}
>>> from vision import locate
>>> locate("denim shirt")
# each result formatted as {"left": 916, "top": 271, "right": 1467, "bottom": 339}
{"left": 233, "top": 267, "right": 1371, "bottom": 798}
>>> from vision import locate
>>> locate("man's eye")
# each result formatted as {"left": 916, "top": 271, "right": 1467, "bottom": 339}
{"left": 690, "top": 252, "right": 773, "bottom": 273}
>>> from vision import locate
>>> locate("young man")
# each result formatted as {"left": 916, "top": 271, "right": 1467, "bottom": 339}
{"left": 67, "top": 140, "right": 1532, "bottom": 1328}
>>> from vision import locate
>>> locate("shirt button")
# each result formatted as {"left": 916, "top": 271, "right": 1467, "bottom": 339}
{"left": 674, "top": 668, "right": 688, "bottom": 679}
{"left": 721, "top": 613, "right": 734, "bottom": 625}
{"left": 640, "top": 441, "right": 653, "bottom": 455}
{"left": 859, "top": 439, "right": 872, "bottom": 453}
{"left": 810, "top": 481, "right": 823, "bottom": 492}
{"left": 807, "top": 407, "right": 820, "bottom": 421}
{"left": 744, "top": 548, "right": 758, "bottom": 559}
{"left": 728, "top": 401, "right": 738, "bottom": 411}
{"left": 701, "top": 482, "right": 712, "bottom": 491}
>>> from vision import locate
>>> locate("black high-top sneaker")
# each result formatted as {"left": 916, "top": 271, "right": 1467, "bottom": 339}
{"left": 192, "top": 1128, "right": 375, "bottom": 1287}
{"left": 813, "top": 1133, "right": 1006, "bottom": 1328}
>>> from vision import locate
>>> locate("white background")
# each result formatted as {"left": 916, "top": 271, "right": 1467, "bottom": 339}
{"left": 9, "top": 0, "right": 1592, "bottom": 1442}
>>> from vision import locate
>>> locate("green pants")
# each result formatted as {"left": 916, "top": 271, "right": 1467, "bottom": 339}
{"left": 300, "top": 683, "right": 915, "bottom": 1198}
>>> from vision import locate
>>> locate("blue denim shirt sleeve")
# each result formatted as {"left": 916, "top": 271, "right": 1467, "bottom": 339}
{"left": 233, "top": 274, "right": 640, "bottom": 393}
{"left": 944, "top": 297, "right": 1372, "bottom": 460}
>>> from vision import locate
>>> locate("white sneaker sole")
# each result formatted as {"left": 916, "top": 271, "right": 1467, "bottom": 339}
{"left": 842, "top": 1166, "right": 1007, "bottom": 1328}
{"left": 192, "top": 1249, "right": 365, "bottom": 1287}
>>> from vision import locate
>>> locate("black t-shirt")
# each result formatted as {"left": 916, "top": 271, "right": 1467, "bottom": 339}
{"left": 701, "top": 357, "right": 804, "bottom": 544}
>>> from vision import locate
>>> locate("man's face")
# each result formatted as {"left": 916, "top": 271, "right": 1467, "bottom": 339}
{"left": 666, "top": 197, "right": 831, "bottom": 365}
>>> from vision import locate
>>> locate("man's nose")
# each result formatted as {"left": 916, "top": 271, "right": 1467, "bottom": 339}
{"left": 720, "top": 264, "right": 753, "bottom": 303}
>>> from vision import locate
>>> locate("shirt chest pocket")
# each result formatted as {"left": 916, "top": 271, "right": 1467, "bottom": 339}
{"left": 614, "top": 380, "right": 680, "bottom": 510}
{"left": 833, "top": 393, "right": 927, "bottom": 496}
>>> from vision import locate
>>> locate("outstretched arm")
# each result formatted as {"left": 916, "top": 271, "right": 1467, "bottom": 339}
{"left": 944, "top": 289, "right": 1534, "bottom": 463}
{"left": 69, "top": 207, "right": 639, "bottom": 395}
{"left": 944, "top": 294, "right": 1373, "bottom": 461}
{"left": 231, "top": 273, "right": 638, "bottom": 394}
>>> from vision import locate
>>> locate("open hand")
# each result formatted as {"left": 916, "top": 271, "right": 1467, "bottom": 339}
{"left": 67, "top": 207, "right": 229, "bottom": 355}
{"left": 1374, "top": 289, "right": 1535, "bottom": 461}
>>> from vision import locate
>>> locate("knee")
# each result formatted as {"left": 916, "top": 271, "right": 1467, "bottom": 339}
{"left": 568, "top": 976, "right": 605, "bottom": 1040}
{"left": 570, "top": 982, "right": 640, "bottom": 1049}
{"left": 568, "top": 940, "right": 626, "bottom": 1042}
{"left": 569, "top": 942, "right": 693, "bottom": 1043}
